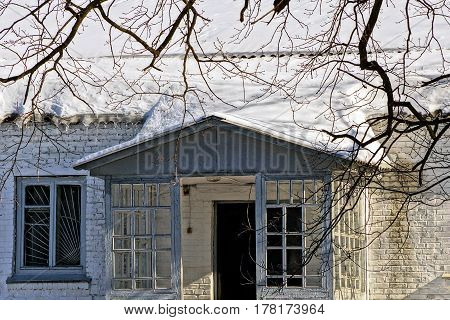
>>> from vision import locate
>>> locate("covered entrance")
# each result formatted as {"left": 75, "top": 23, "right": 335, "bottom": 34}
{"left": 215, "top": 202, "right": 256, "bottom": 300}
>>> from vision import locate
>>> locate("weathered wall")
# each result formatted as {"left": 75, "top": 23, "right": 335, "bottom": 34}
{"left": 0, "top": 121, "right": 142, "bottom": 299}
{"left": 367, "top": 124, "right": 450, "bottom": 299}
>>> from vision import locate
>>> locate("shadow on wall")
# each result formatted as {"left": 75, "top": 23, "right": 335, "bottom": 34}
{"left": 405, "top": 276, "right": 450, "bottom": 300}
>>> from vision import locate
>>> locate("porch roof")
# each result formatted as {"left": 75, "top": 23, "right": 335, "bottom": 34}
{"left": 73, "top": 113, "right": 362, "bottom": 176}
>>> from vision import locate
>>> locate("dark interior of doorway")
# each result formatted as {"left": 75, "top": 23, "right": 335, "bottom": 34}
{"left": 216, "top": 202, "right": 256, "bottom": 300}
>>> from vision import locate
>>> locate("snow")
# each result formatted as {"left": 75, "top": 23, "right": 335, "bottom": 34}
{"left": 0, "top": 0, "right": 449, "bottom": 164}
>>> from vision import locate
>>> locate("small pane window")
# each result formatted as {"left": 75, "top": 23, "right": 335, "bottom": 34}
{"left": 111, "top": 182, "right": 173, "bottom": 291}
{"left": 264, "top": 178, "right": 325, "bottom": 289}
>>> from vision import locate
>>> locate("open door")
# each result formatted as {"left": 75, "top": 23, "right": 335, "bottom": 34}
{"left": 215, "top": 203, "right": 256, "bottom": 300}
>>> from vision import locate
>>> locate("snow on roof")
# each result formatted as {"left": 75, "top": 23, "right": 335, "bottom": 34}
{"left": 0, "top": 1, "right": 448, "bottom": 164}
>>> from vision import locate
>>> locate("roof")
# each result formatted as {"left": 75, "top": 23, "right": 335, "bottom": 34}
{"left": 0, "top": 1, "right": 448, "bottom": 165}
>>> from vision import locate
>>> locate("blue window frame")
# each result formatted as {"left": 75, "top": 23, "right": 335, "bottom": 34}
{"left": 9, "top": 177, "right": 88, "bottom": 283}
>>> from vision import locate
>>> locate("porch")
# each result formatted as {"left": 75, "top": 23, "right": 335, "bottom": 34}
{"left": 75, "top": 115, "right": 366, "bottom": 299}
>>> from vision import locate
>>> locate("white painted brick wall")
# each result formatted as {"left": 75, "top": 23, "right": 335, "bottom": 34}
{"left": 367, "top": 124, "right": 450, "bottom": 300}
{"left": 0, "top": 121, "right": 142, "bottom": 299}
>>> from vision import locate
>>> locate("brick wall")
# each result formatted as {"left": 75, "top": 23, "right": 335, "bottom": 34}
{"left": 0, "top": 121, "right": 142, "bottom": 299}
{"left": 366, "top": 123, "right": 450, "bottom": 299}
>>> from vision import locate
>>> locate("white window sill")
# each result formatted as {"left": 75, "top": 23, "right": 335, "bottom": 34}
{"left": 6, "top": 274, "right": 91, "bottom": 284}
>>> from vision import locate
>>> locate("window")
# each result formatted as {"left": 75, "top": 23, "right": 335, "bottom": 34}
{"left": 111, "top": 182, "right": 173, "bottom": 291}
{"left": 14, "top": 177, "right": 86, "bottom": 280}
{"left": 333, "top": 184, "right": 367, "bottom": 296}
{"left": 265, "top": 179, "right": 325, "bottom": 288}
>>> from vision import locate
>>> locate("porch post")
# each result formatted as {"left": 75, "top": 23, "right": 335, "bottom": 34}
{"left": 171, "top": 181, "right": 182, "bottom": 299}
{"left": 255, "top": 173, "right": 265, "bottom": 299}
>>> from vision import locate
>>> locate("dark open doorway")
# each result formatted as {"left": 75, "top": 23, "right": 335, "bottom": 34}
{"left": 215, "top": 202, "right": 256, "bottom": 300}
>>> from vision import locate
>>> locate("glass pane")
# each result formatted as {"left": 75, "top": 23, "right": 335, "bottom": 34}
{"left": 56, "top": 185, "right": 81, "bottom": 266}
{"left": 304, "top": 180, "right": 315, "bottom": 204}
{"left": 113, "top": 279, "right": 132, "bottom": 290}
{"left": 286, "top": 235, "right": 302, "bottom": 247}
{"left": 316, "top": 180, "right": 324, "bottom": 205}
{"left": 135, "top": 237, "right": 152, "bottom": 250}
{"left": 291, "top": 180, "right": 303, "bottom": 204}
{"left": 267, "top": 277, "right": 283, "bottom": 287}
{"left": 156, "top": 251, "right": 171, "bottom": 278}
{"left": 111, "top": 184, "right": 120, "bottom": 207}
{"left": 113, "top": 211, "right": 132, "bottom": 235}
{"left": 286, "top": 249, "right": 303, "bottom": 275}
{"left": 133, "top": 184, "right": 145, "bottom": 207}
{"left": 135, "top": 252, "right": 152, "bottom": 277}
{"left": 155, "top": 209, "right": 171, "bottom": 234}
{"left": 306, "top": 251, "right": 322, "bottom": 276}
{"left": 146, "top": 184, "right": 157, "bottom": 206}
{"left": 305, "top": 276, "right": 322, "bottom": 287}
{"left": 266, "top": 208, "right": 282, "bottom": 233}
{"left": 286, "top": 207, "right": 302, "bottom": 233}
{"left": 135, "top": 210, "right": 151, "bottom": 235}
{"left": 305, "top": 206, "right": 321, "bottom": 250}
{"left": 156, "top": 278, "right": 172, "bottom": 289}
{"left": 114, "top": 252, "right": 132, "bottom": 278}
{"left": 287, "top": 277, "right": 303, "bottom": 287}
{"left": 159, "top": 183, "right": 171, "bottom": 206}
{"left": 278, "top": 180, "right": 290, "bottom": 204}
{"left": 155, "top": 236, "right": 171, "bottom": 250}
{"left": 267, "top": 249, "right": 283, "bottom": 275}
{"left": 136, "top": 279, "right": 153, "bottom": 290}
{"left": 120, "top": 184, "right": 132, "bottom": 207}
{"left": 265, "top": 181, "right": 277, "bottom": 204}
{"left": 25, "top": 185, "right": 50, "bottom": 206}
{"left": 114, "top": 237, "right": 132, "bottom": 250}
{"left": 267, "top": 235, "right": 282, "bottom": 247}
{"left": 24, "top": 208, "right": 50, "bottom": 267}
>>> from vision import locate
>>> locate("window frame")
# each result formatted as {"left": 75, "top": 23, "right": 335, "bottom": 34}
{"left": 14, "top": 176, "right": 87, "bottom": 279}
{"left": 106, "top": 178, "right": 181, "bottom": 299}
{"left": 264, "top": 179, "right": 326, "bottom": 288}
{"left": 256, "top": 174, "right": 333, "bottom": 299}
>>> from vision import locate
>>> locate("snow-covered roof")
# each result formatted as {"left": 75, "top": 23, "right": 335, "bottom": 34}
{"left": 0, "top": 0, "right": 448, "bottom": 165}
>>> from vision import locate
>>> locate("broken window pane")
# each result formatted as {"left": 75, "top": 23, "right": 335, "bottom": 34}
{"left": 267, "top": 249, "right": 283, "bottom": 275}
{"left": 286, "top": 207, "right": 302, "bottom": 233}
{"left": 267, "top": 208, "right": 282, "bottom": 232}
{"left": 267, "top": 277, "right": 283, "bottom": 287}
{"left": 267, "top": 235, "right": 282, "bottom": 247}
{"left": 286, "top": 235, "right": 302, "bottom": 247}
{"left": 287, "top": 277, "right": 303, "bottom": 287}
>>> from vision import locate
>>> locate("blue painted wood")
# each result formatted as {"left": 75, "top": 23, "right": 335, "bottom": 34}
{"left": 83, "top": 121, "right": 337, "bottom": 177}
